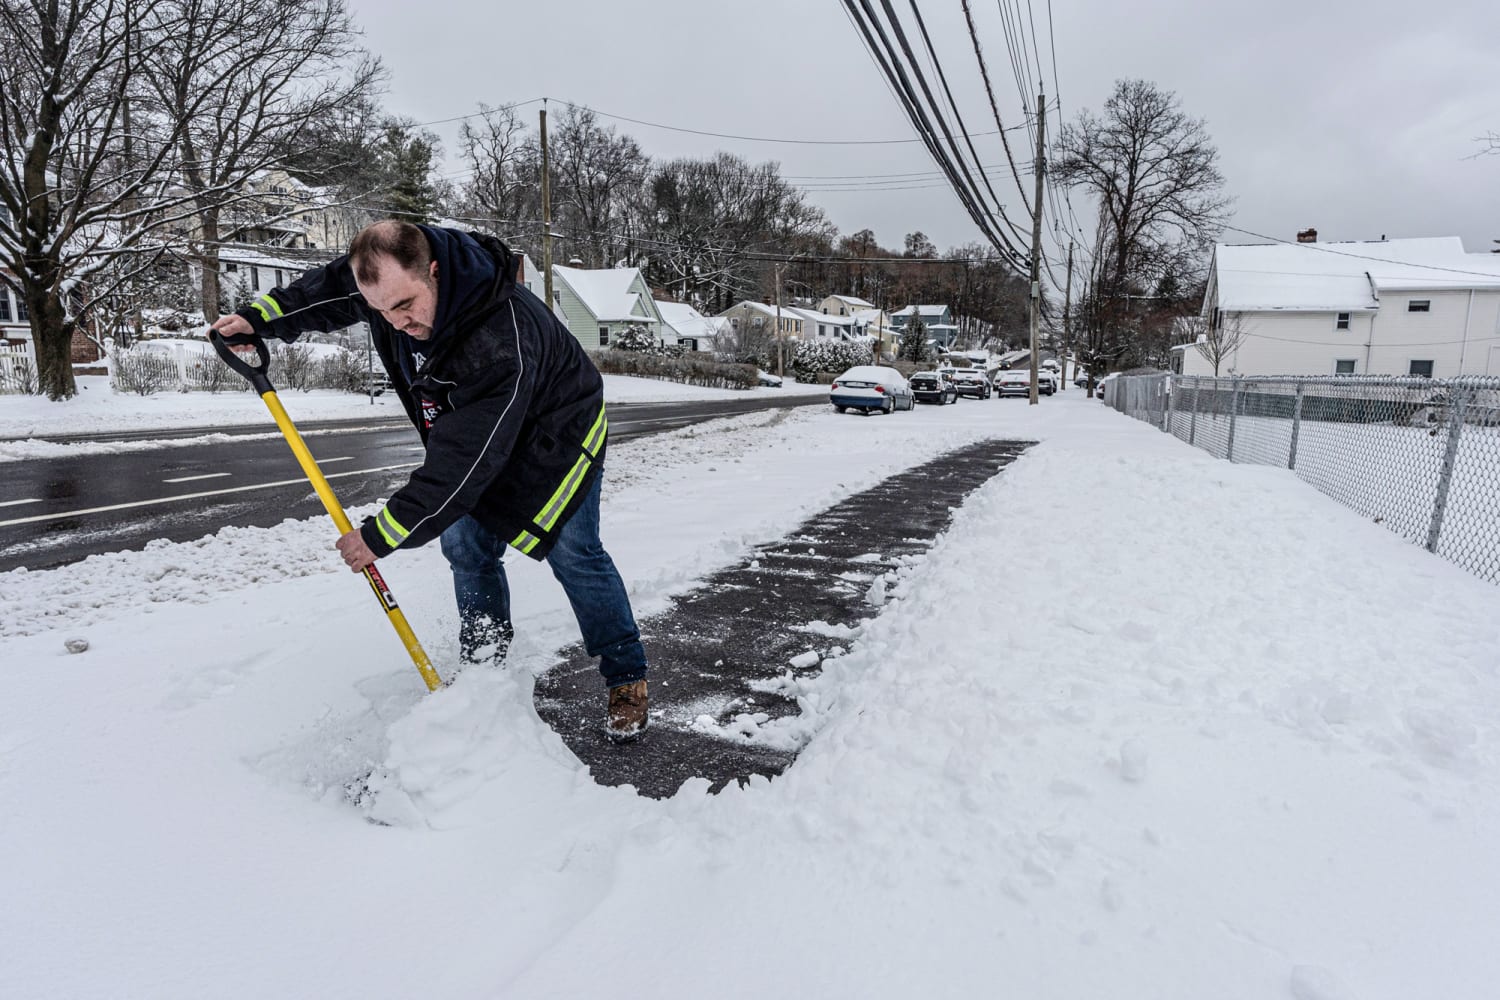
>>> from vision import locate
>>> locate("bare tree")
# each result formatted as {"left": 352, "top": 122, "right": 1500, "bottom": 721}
{"left": 1054, "top": 79, "right": 1230, "bottom": 371}
{"left": 0, "top": 0, "right": 207, "bottom": 399}
{"left": 641, "top": 152, "right": 831, "bottom": 313}
{"left": 550, "top": 105, "right": 648, "bottom": 268}
{"left": 1187, "top": 313, "right": 1248, "bottom": 377}
{"left": 456, "top": 102, "right": 540, "bottom": 237}
{"left": 144, "top": 0, "right": 382, "bottom": 323}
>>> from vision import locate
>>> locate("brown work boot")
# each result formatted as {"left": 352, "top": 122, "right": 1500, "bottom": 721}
{"left": 607, "top": 680, "right": 649, "bottom": 742}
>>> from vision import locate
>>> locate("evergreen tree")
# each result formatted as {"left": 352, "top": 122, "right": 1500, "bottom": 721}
{"left": 900, "top": 315, "right": 930, "bottom": 363}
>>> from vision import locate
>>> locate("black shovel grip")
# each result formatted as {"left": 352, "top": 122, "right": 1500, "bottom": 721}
{"left": 208, "top": 329, "right": 273, "bottom": 394}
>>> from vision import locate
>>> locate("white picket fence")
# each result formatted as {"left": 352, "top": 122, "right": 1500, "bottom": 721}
{"left": 0, "top": 340, "right": 38, "bottom": 394}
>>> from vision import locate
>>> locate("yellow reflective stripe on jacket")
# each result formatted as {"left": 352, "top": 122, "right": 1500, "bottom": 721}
{"left": 255, "top": 294, "right": 284, "bottom": 318}
{"left": 510, "top": 529, "right": 541, "bottom": 555}
{"left": 375, "top": 506, "right": 410, "bottom": 549}
{"left": 251, "top": 301, "right": 272, "bottom": 323}
{"left": 582, "top": 403, "right": 607, "bottom": 457}
{"left": 536, "top": 454, "right": 591, "bottom": 533}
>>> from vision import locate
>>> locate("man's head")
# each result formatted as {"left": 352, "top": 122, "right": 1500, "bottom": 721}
{"left": 350, "top": 221, "right": 439, "bottom": 340}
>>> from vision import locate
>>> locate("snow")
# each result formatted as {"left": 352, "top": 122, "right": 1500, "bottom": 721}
{"left": 3, "top": 393, "right": 1500, "bottom": 999}
{"left": 553, "top": 264, "right": 651, "bottom": 322}
{"left": 653, "top": 299, "right": 727, "bottom": 343}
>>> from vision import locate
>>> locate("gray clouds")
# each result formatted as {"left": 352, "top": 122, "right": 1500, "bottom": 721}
{"left": 348, "top": 0, "right": 1500, "bottom": 278}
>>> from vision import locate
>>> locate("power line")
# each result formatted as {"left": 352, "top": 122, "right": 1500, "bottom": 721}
{"left": 562, "top": 99, "right": 1016, "bottom": 147}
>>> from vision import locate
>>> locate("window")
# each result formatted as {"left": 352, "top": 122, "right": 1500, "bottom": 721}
{"left": 1407, "top": 300, "right": 1430, "bottom": 313}
{"left": 274, "top": 269, "right": 284, "bottom": 287}
{"left": 1409, "top": 360, "right": 1434, "bottom": 378}
{"left": 13, "top": 293, "right": 26, "bottom": 321}
{"left": 224, "top": 263, "right": 238, "bottom": 273}
{"left": 1334, "top": 359, "right": 1357, "bottom": 375}
{"left": 1335, "top": 312, "right": 1350, "bottom": 330}
{"left": 598, "top": 325, "right": 610, "bottom": 347}
{"left": 0, "top": 290, "right": 11, "bottom": 322}
{"left": 250, "top": 267, "right": 260, "bottom": 291}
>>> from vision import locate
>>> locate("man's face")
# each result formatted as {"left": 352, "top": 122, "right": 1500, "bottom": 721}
{"left": 357, "top": 256, "right": 439, "bottom": 340}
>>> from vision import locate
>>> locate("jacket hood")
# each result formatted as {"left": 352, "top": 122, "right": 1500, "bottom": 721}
{"left": 412, "top": 226, "right": 515, "bottom": 356}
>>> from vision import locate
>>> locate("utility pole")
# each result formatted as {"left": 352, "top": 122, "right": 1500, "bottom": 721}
{"left": 774, "top": 261, "right": 785, "bottom": 379}
{"left": 1028, "top": 92, "right": 1046, "bottom": 405}
{"left": 1061, "top": 241, "right": 1073, "bottom": 391}
{"left": 539, "top": 103, "right": 555, "bottom": 314}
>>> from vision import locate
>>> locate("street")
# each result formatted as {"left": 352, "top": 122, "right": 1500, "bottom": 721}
{"left": 0, "top": 394, "right": 825, "bottom": 572}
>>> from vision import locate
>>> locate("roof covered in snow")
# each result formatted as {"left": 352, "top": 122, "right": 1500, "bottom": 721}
{"left": 655, "top": 300, "right": 727, "bottom": 340}
{"left": 1210, "top": 237, "right": 1500, "bottom": 313}
{"left": 554, "top": 266, "right": 655, "bottom": 322}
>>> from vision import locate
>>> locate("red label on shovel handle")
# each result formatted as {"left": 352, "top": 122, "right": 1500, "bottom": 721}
{"left": 363, "top": 565, "right": 400, "bottom": 612}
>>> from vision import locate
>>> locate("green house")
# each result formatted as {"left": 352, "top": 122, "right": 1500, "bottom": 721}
{"left": 551, "top": 265, "right": 666, "bottom": 350}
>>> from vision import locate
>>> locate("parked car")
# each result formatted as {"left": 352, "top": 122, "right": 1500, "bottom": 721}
{"left": 1095, "top": 372, "right": 1119, "bottom": 398}
{"left": 992, "top": 369, "right": 1057, "bottom": 398}
{"left": 830, "top": 365, "right": 915, "bottom": 414}
{"left": 993, "top": 369, "right": 1032, "bottom": 398}
{"left": 950, "top": 369, "right": 992, "bottom": 400}
{"left": 909, "top": 370, "right": 958, "bottom": 405}
{"left": 756, "top": 368, "right": 783, "bottom": 388}
{"left": 1074, "top": 373, "right": 1091, "bottom": 388}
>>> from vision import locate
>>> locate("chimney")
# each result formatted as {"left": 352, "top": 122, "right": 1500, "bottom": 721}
{"left": 1296, "top": 227, "right": 1317, "bottom": 243}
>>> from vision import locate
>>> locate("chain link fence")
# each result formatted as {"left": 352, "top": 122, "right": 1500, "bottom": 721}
{"left": 1107, "top": 373, "right": 1500, "bottom": 585}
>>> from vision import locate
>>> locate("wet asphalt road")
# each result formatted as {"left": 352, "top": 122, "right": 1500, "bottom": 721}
{"left": 534, "top": 437, "right": 1034, "bottom": 799}
{"left": 0, "top": 395, "right": 824, "bottom": 572}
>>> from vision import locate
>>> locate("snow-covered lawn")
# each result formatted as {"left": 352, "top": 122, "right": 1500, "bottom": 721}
{"left": 2, "top": 394, "right": 1497, "bottom": 999}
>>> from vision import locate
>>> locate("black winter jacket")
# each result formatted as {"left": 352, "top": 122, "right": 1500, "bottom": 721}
{"left": 235, "top": 230, "right": 607, "bottom": 562}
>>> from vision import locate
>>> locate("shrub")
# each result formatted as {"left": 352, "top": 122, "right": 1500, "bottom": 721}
{"left": 112, "top": 349, "right": 181, "bottom": 396}
{"left": 790, "top": 340, "right": 873, "bottom": 382}
{"left": 269, "top": 342, "right": 317, "bottom": 392}
{"left": 591, "top": 349, "right": 757, "bottom": 390}
{"left": 613, "top": 324, "right": 657, "bottom": 352}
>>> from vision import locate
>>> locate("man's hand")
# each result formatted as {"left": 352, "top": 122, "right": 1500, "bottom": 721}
{"left": 336, "top": 529, "right": 377, "bottom": 572}
{"left": 209, "top": 313, "right": 253, "bottom": 338}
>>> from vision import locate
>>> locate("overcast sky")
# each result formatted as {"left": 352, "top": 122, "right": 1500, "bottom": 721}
{"left": 348, "top": 0, "right": 1500, "bottom": 292}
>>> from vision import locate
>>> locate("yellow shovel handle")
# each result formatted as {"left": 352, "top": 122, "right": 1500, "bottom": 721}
{"left": 260, "top": 389, "right": 442, "bottom": 692}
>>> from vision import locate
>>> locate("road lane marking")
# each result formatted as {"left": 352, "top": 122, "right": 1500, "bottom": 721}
{"left": 0, "top": 498, "right": 42, "bottom": 508}
{"left": 161, "top": 472, "right": 232, "bottom": 483}
{"left": 0, "top": 463, "right": 421, "bottom": 528}
{"left": 317, "top": 456, "right": 354, "bottom": 464}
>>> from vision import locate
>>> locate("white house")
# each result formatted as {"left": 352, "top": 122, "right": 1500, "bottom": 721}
{"left": 817, "top": 293, "right": 875, "bottom": 317}
{"left": 788, "top": 306, "right": 865, "bottom": 342}
{"left": 551, "top": 265, "right": 665, "bottom": 350}
{"left": 654, "top": 300, "right": 728, "bottom": 351}
{"left": 1180, "top": 236, "right": 1500, "bottom": 378}
{"left": 217, "top": 246, "right": 319, "bottom": 312}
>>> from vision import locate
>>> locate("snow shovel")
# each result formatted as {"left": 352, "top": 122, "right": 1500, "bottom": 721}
{"left": 209, "top": 330, "right": 443, "bottom": 692}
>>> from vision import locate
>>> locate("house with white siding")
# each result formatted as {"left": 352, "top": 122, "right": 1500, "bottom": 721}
{"left": 817, "top": 293, "right": 875, "bottom": 317}
{"left": 217, "top": 246, "right": 318, "bottom": 313}
{"left": 654, "top": 300, "right": 728, "bottom": 351}
{"left": 1180, "top": 235, "right": 1500, "bottom": 378}
{"left": 551, "top": 265, "right": 665, "bottom": 350}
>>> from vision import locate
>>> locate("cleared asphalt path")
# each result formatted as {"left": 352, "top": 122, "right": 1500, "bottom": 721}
{"left": 0, "top": 395, "right": 824, "bottom": 572}
{"left": 535, "top": 438, "right": 1034, "bottom": 797}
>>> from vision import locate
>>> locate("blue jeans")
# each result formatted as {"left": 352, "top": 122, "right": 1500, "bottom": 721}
{"left": 438, "top": 473, "right": 647, "bottom": 688}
